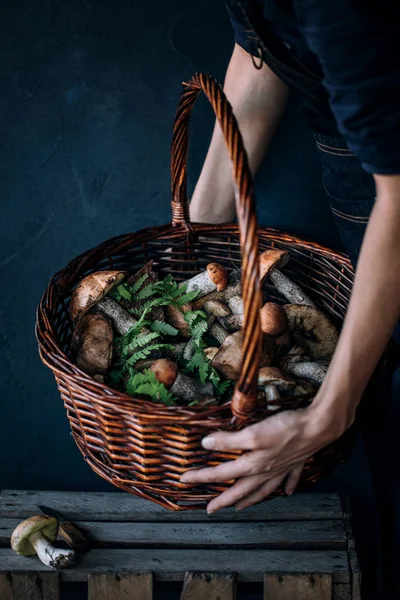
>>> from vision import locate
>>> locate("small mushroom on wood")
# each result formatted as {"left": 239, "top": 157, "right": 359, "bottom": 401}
{"left": 150, "top": 359, "right": 213, "bottom": 403}
{"left": 70, "top": 270, "right": 126, "bottom": 325}
{"left": 212, "top": 331, "right": 274, "bottom": 381}
{"left": 284, "top": 304, "right": 339, "bottom": 360}
{"left": 70, "top": 313, "right": 113, "bottom": 376}
{"left": 259, "top": 249, "right": 290, "bottom": 282}
{"left": 258, "top": 366, "right": 296, "bottom": 404}
{"left": 286, "top": 361, "right": 329, "bottom": 385}
{"left": 193, "top": 270, "right": 242, "bottom": 309}
{"left": 184, "top": 263, "right": 228, "bottom": 298}
{"left": 259, "top": 250, "right": 315, "bottom": 307}
{"left": 260, "top": 302, "right": 287, "bottom": 336}
{"left": 11, "top": 516, "right": 75, "bottom": 569}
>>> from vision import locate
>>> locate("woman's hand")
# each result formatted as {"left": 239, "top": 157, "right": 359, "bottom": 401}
{"left": 181, "top": 396, "right": 356, "bottom": 513}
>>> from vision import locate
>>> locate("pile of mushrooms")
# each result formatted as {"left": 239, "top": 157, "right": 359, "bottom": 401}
{"left": 69, "top": 249, "right": 339, "bottom": 410}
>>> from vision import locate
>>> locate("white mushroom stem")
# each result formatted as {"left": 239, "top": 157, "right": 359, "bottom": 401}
{"left": 286, "top": 361, "right": 328, "bottom": 385}
{"left": 209, "top": 323, "right": 230, "bottom": 345}
{"left": 218, "top": 314, "right": 243, "bottom": 333}
{"left": 228, "top": 296, "right": 244, "bottom": 315}
{"left": 269, "top": 269, "right": 315, "bottom": 307}
{"left": 184, "top": 271, "right": 217, "bottom": 297}
{"left": 29, "top": 531, "right": 75, "bottom": 569}
{"left": 97, "top": 296, "right": 137, "bottom": 335}
{"left": 264, "top": 385, "right": 280, "bottom": 410}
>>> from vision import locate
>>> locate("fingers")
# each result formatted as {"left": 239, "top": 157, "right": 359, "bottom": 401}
{"left": 201, "top": 425, "right": 261, "bottom": 452}
{"left": 235, "top": 472, "right": 287, "bottom": 511}
{"left": 206, "top": 473, "right": 269, "bottom": 514}
{"left": 285, "top": 461, "right": 305, "bottom": 496}
{"left": 181, "top": 453, "right": 265, "bottom": 484}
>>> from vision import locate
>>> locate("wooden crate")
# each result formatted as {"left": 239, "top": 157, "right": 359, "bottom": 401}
{"left": 0, "top": 490, "right": 360, "bottom": 600}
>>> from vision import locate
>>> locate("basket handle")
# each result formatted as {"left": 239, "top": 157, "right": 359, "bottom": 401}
{"left": 170, "top": 72, "right": 262, "bottom": 419}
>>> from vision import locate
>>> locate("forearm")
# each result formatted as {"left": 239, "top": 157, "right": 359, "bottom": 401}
{"left": 314, "top": 175, "right": 400, "bottom": 425}
{"left": 190, "top": 44, "right": 289, "bottom": 223}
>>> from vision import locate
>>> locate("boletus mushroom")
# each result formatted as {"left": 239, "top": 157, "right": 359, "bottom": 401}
{"left": 150, "top": 358, "right": 214, "bottom": 403}
{"left": 212, "top": 331, "right": 274, "bottom": 381}
{"left": 184, "top": 262, "right": 228, "bottom": 298}
{"left": 11, "top": 516, "right": 75, "bottom": 569}
{"left": 193, "top": 269, "right": 242, "bottom": 309}
{"left": 70, "top": 270, "right": 126, "bottom": 325}
{"left": 70, "top": 313, "right": 113, "bottom": 376}
{"left": 203, "top": 299, "right": 231, "bottom": 317}
{"left": 258, "top": 366, "right": 296, "bottom": 404}
{"left": 286, "top": 360, "right": 329, "bottom": 385}
{"left": 259, "top": 250, "right": 315, "bottom": 307}
{"left": 283, "top": 304, "right": 339, "bottom": 360}
{"left": 260, "top": 302, "right": 287, "bottom": 337}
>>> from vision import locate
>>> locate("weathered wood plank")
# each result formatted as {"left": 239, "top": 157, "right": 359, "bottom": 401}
{"left": 180, "top": 572, "right": 236, "bottom": 600}
{"left": 264, "top": 573, "right": 332, "bottom": 599}
{"left": 0, "top": 573, "right": 59, "bottom": 600}
{"left": 0, "top": 490, "right": 342, "bottom": 522}
{"left": 88, "top": 572, "right": 153, "bottom": 600}
{"left": 0, "top": 519, "right": 346, "bottom": 549}
{"left": 334, "top": 583, "right": 351, "bottom": 600}
{"left": 340, "top": 498, "right": 361, "bottom": 600}
{"left": 0, "top": 574, "right": 13, "bottom": 600}
{"left": 0, "top": 548, "right": 350, "bottom": 583}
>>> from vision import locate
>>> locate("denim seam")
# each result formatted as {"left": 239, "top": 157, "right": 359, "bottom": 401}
{"left": 331, "top": 207, "right": 370, "bottom": 223}
{"left": 316, "top": 141, "right": 353, "bottom": 153}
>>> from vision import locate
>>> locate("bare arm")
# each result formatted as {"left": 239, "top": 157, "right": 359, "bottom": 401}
{"left": 190, "top": 44, "right": 289, "bottom": 223}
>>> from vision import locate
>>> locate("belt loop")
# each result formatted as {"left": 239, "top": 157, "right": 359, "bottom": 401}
{"left": 251, "top": 42, "right": 263, "bottom": 69}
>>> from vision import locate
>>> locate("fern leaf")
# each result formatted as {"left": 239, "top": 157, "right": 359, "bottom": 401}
{"left": 198, "top": 361, "right": 209, "bottom": 384}
{"left": 137, "top": 284, "right": 156, "bottom": 300}
{"left": 191, "top": 320, "right": 209, "bottom": 342}
{"left": 117, "top": 284, "right": 132, "bottom": 301}
{"left": 174, "top": 289, "right": 200, "bottom": 306}
{"left": 122, "top": 331, "right": 160, "bottom": 356}
{"left": 150, "top": 320, "right": 179, "bottom": 336}
{"left": 130, "top": 273, "right": 149, "bottom": 294}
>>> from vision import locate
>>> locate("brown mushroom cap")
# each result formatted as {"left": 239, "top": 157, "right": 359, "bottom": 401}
{"left": 70, "top": 270, "right": 126, "bottom": 324}
{"left": 164, "top": 303, "right": 192, "bottom": 338}
{"left": 150, "top": 359, "right": 178, "bottom": 388}
{"left": 204, "top": 347, "right": 220, "bottom": 362}
{"left": 283, "top": 304, "right": 339, "bottom": 360}
{"left": 70, "top": 313, "right": 113, "bottom": 375}
{"left": 258, "top": 366, "right": 295, "bottom": 390}
{"left": 260, "top": 302, "right": 287, "bottom": 336}
{"left": 207, "top": 263, "right": 228, "bottom": 292}
{"left": 204, "top": 299, "right": 231, "bottom": 317}
{"left": 212, "top": 331, "right": 274, "bottom": 380}
{"left": 11, "top": 516, "right": 58, "bottom": 557}
{"left": 259, "top": 250, "right": 289, "bottom": 281}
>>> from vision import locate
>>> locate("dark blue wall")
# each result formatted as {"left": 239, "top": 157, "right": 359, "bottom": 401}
{"left": 0, "top": 0, "right": 342, "bottom": 491}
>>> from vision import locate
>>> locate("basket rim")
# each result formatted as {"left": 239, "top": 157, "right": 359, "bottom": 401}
{"left": 36, "top": 222, "right": 352, "bottom": 420}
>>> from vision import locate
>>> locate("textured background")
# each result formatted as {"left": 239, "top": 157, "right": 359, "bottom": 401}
{"left": 0, "top": 1, "right": 379, "bottom": 595}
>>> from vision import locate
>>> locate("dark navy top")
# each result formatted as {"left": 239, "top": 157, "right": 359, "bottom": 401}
{"left": 226, "top": 0, "right": 400, "bottom": 175}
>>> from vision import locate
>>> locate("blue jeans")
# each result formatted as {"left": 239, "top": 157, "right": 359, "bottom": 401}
{"left": 314, "top": 132, "right": 400, "bottom": 600}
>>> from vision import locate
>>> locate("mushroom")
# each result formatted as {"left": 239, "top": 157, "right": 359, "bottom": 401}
{"left": 260, "top": 302, "right": 287, "bottom": 336}
{"left": 259, "top": 250, "right": 315, "bottom": 307}
{"left": 293, "top": 378, "right": 317, "bottom": 396}
{"left": 283, "top": 304, "right": 339, "bottom": 360}
{"left": 204, "top": 347, "right": 219, "bottom": 361}
{"left": 228, "top": 296, "right": 244, "bottom": 315}
{"left": 70, "top": 270, "right": 126, "bottom": 325}
{"left": 212, "top": 331, "right": 274, "bottom": 381}
{"left": 150, "top": 359, "right": 213, "bottom": 403}
{"left": 127, "top": 260, "right": 158, "bottom": 287}
{"left": 11, "top": 516, "right": 75, "bottom": 569}
{"left": 209, "top": 323, "right": 230, "bottom": 345}
{"left": 286, "top": 360, "right": 329, "bottom": 385}
{"left": 278, "top": 344, "right": 308, "bottom": 371}
{"left": 183, "top": 263, "right": 228, "bottom": 298}
{"left": 218, "top": 314, "right": 244, "bottom": 333}
{"left": 165, "top": 303, "right": 192, "bottom": 338}
{"left": 259, "top": 249, "right": 290, "bottom": 282}
{"left": 193, "top": 269, "right": 242, "bottom": 309}
{"left": 274, "top": 331, "right": 292, "bottom": 357}
{"left": 203, "top": 299, "right": 231, "bottom": 317}
{"left": 258, "top": 366, "right": 296, "bottom": 405}
{"left": 70, "top": 313, "right": 113, "bottom": 376}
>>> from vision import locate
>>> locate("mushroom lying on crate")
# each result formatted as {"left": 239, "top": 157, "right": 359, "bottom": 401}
{"left": 68, "top": 252, "right": 339, "bottom": 409}
{"left": 11, "top": 516, "right": 75, "bottom": 569}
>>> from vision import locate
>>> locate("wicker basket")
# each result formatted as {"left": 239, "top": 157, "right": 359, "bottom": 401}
{"left": 37, "top": 73, "right": 361, "bottom": 510}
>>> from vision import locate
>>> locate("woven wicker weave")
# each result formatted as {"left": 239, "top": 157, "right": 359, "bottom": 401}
{"left": 37, "top": 73, "right": 362, "bottom": 510}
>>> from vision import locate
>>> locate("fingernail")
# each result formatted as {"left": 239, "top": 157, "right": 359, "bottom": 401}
{"left": 286, "top": 487, "right": 294, "bottom": 496}
{"left": 202, "top": 436, "right": 215, "bottom": 450}
{"left": 207, "top": 507, "right": 216, "bottom": 514}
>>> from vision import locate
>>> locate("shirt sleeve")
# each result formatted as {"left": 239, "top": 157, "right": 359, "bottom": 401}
{"left": 225, "top": 1, "right": 256, "bottom": 56}
{"left": 293, "top": 0, "right": 400, "bottom": 174}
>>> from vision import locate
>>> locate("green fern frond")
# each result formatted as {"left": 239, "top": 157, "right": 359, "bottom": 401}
{"left": 130, "top": 273, "right": 149, "bottom": 294}
{"left": 150, "top": 320, "right": 179, "bottom": 336}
